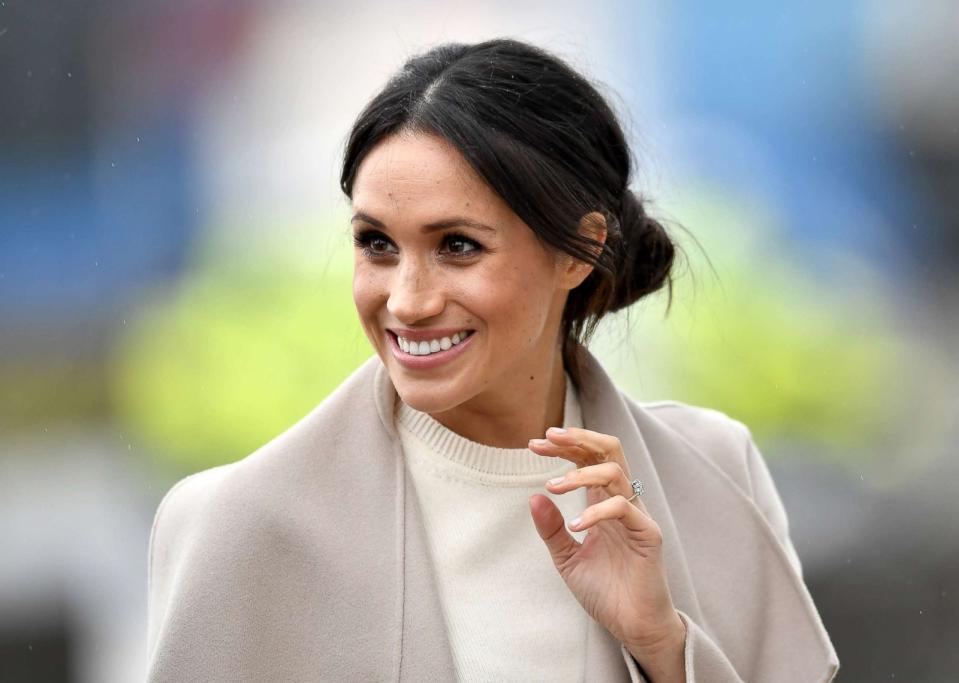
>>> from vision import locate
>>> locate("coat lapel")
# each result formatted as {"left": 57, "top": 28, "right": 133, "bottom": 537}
{"left": 372, "top": 359, "right": 457, "bottom": 680}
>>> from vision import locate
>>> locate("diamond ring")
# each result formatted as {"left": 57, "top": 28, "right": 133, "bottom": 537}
{"left": 626, "top": 478, "right": 645, "bottom": 502}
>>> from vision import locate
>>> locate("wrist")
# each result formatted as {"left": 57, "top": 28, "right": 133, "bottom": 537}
{"left": 625, "top": 612, "right": 687, "bottom": 683}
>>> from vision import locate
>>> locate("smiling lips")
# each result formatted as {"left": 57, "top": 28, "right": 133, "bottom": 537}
{"left": 388, "top": 328, "right": 476, "bottom": 368}
{"left": 396, "top": 330, "right": 473, "bottom": 356}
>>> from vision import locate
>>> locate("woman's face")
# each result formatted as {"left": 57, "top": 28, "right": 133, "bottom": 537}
{"left": 350, "top": 130, "right": 581, "bottom": 415}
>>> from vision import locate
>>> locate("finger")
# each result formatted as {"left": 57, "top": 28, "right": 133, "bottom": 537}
{"left": 529, "top": 493, "right": 580, "bottom": 568}
{"left": 545, "top": 461, "right": 633, "bottom": 499}
{"left": 568, "top": 495, "right": 663, "bottom": 546}
{"left": 527, "top": 437, "right": 623, "bottom": 471}
{"left": 537, "top": 427, "right": 628, "bottom": 469}
{"left": 527, "top": 437, "right": 595, "bottom": 467}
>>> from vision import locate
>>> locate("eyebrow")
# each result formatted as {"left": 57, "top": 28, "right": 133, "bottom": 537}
{"left": 350, "top": 211, "right": 496, "bottom": 234}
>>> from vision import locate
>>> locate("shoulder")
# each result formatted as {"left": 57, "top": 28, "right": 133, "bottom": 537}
{"left": 149, "top": 355, "right": 388, "bottom": 559}
{"left": 147, "top": 463, "right": 235, "bottom": 644}
{"left": 621, "top": 395, "right": 756, "bottom": 495}
{"left": 633, "top": 398, "right": 751, "bottom": 446}
{"left": 148, "top": 464, "right": 234, "bottom": 576}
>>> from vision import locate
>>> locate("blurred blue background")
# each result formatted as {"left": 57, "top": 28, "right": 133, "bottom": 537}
{"left": 2, "top": 1, "right": 956, "bottom": 680}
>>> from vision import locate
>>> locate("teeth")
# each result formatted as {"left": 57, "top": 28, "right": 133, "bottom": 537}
{"left": 396, "top": 331, "right": 471, "bottom": 356}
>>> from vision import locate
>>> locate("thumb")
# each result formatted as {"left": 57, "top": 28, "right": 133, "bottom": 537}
{"left": 529, "top": 493, "right": 579, "bottom": 568}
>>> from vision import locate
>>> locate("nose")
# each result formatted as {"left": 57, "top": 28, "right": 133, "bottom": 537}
{"left": 386, "top": 260, "right": 446, "bottom": 324}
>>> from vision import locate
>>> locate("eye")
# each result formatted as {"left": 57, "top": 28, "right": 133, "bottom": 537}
{"left": 441, "top": 233, "right": 482, "bottom": 257}
{"left": 353, "top": 229, "right": 397, "bottom": 258}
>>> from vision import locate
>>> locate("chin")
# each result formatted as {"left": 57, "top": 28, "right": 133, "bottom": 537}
{"left": 375, "top": 332, "right": 493, "bottom": 414}
{"left": 391, "top": 379, "right": 461, "bottom": 414}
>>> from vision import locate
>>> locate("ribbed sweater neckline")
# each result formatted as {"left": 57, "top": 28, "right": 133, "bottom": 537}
{"left": 395, "top": 374, "right": 582, "bottom": 482}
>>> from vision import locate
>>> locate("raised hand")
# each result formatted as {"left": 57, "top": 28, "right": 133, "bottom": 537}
{"left": 528, "top": 426, "right": 686, "bottom": 682}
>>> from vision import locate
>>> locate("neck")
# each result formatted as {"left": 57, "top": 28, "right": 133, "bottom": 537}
{"left": 426, "top": 343, "right": 567, "bottom": 449}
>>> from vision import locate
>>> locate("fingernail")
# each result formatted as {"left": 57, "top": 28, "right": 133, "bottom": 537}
{"left": 568, "top": 516, "right": 582, "bottom": 529}
{"left": 547, "top": 476, "right": 565, "bottom": 486}
{"left": 547, "top": 427, "right": 567, "bottom": 434}
{"left": 529, "top": 438, "right": 548, "bottom": 447}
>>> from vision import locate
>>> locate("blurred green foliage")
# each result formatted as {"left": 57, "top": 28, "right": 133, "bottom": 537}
{"left": 111, "top": 224, "right": 372, "bottom": 472}
{"left": 646, "top": 271, "right": 904, "bottom": 452}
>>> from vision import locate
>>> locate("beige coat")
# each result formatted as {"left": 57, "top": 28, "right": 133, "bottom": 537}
{"left": 146, "top": 349, "right": 839, "bottom": 682}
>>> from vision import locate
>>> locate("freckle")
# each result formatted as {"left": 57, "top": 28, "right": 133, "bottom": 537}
{"left": 529, "top": 375, "right": 534, "bottom": 380}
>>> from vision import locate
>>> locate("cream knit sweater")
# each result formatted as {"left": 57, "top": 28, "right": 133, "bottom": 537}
{"left": 395, "top": 376, "right": 589, "bottom": 682}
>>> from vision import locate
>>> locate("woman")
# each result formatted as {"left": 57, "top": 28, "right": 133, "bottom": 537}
{"left": 146, "top": 39, "right": 839, "bottom": 682}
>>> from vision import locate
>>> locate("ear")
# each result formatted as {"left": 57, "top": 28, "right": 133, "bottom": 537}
{"left": 559, "top": 211, "right": 608, "bottom": 290}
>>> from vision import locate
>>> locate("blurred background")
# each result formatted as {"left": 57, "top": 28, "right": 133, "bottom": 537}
{"left": 1, "top": 0, "right": 956, "bottom": 680}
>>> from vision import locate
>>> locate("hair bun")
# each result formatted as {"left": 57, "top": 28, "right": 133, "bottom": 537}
{"left": 610, "top": 190, "right": 675, "bottom": 312}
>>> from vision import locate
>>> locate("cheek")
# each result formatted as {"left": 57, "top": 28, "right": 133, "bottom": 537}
{"left": 465, "top": 260, "right": 556, "bottom": 341}
{"left": 352, "top": 264, "right": 385, "bottom": 324}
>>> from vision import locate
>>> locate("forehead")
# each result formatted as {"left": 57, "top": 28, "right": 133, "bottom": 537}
{"left": 350, "top": 131, "right": 509, "bottom": 220}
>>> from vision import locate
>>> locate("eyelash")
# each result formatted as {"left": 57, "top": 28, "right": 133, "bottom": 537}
{"left": 352, "top": 229, "right": 484, "bottom": 261}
